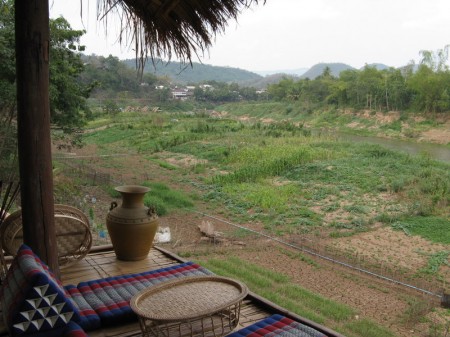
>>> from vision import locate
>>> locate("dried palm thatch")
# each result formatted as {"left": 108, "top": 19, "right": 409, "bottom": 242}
{"left": 96, "top": 0, "right": 265, "bottom": 69}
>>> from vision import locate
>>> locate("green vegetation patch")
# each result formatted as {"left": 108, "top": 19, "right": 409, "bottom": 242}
{"left": 222, "top": 181, "right": 298, "bottom": 213}
{"left": 84, "top": 124, "right": 140, "bottom": 145}
{"left": 419, "top": 250, "right": 450, "bottom": 274}
{"left": 141, "top": 181, "right": 194, "bottom": 216}
{"left": 342, "top": 319, "right": 397, "bottom": 337}
{"left": 213, "top": 143, "right": 332, "bottom": 184}
{"left": 391, "top": 216, "right": 450, "bottom": 244}
{"left": 104, "top": 181, "right": 194, "bottom": 216}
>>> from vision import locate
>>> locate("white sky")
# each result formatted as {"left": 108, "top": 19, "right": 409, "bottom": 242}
{"left": 49, "top": 0, "right": 450, "bottom": 72}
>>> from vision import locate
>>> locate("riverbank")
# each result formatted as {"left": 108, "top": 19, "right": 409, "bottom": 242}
{"left": 215, "top": 102, "right": 450, "bottom": 146}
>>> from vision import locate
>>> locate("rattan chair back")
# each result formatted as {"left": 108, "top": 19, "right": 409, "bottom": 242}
{"left": 0, "top": 204, "right": 92, "bottom": 272}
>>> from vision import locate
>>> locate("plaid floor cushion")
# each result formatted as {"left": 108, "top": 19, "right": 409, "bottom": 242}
{"left": 228, "top": 314, "right": 327, "bottom": 337}
{"left": 73, "top": 261, "right": 212, "bottom": 326}
{"left": 0, "top": 244, "right": 91, "bottom": 336}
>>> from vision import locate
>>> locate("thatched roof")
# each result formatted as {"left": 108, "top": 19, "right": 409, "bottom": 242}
{"left": 97, "top": 0, "right": 264, "bottom": 68}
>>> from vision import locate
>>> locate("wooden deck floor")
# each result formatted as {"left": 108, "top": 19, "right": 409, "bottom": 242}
{"left": 0, "top": 246, "right": 342, "bottom": 337}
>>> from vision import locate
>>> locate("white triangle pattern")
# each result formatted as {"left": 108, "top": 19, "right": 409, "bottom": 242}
{"left": 33, "top": 284, "right": 49, "bottom": 297}
{"left": 42, "top": 294, "right": 57, "bottom": 306}
{"left": 30, "top": 318, "right": 45, "bottom": 330}
{"left": 36, "top": 307, "right": 51, "bottom": 317}
{"left": 26, "top": 298, "right": 43, "bottom": 308}
{"left": 13, "top": 285, "right": 73, "bottom": 333}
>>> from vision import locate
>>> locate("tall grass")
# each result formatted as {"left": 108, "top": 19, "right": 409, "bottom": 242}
{"left": 141, "top": 181, "right": 194, "bottom": 216}
{"left": 213, "top": 143, "right": 332, "bottom": 184}
{"left": 222, "top": 181, "right": 298, "bottom": 213}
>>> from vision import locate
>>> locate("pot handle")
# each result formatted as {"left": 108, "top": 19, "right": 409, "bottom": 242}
{"left": 110, "top": 201, "right": 118, "bottom": 211}
{"left": 148, "top": 206, "right": 156, "bottom": 216}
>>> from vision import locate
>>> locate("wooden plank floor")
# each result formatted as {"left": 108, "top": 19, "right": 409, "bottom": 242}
{"left": 60, "top": 247, "right": 181, "bottom": 285}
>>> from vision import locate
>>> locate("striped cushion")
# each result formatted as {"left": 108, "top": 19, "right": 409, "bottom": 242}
{"left": 72, "top": 261, "right": 212, "bottom": 326}
{"left": 64, "top": 285, "right": 100, "bottom": 330}
{"left": 62, "top": 322, "right": 89, "bottom": 337}
{"left": 228, "top": 314, "right": 327, "bottom": 337}
{"left": 0, "top": 244, "right": 84, "bottom": 336}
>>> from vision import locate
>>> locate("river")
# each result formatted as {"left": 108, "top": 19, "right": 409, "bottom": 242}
{"left": 328, "top": 132, "right": 450, "bottom": 163}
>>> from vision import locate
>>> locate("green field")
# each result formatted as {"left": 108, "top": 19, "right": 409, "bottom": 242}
{"left": 54, "top": 105, "right": 450, "bottom": 337}
{"left": 82, "top": 108, "right": 449, "bottom": 243}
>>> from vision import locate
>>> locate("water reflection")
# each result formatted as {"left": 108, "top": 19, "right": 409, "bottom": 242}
{"left": 319, "top": 131, "right": 450, "bottom": 163}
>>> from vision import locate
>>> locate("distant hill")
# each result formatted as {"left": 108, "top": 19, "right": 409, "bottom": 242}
{"left": 255, "top": 68, "right": 308, "bottom": 77}
{"left": 122, "top": 58, "right": 262, "bottom": 85}
{"left": 300, "top": 63, "right": 355, "bottom": 79}
{"left": 241, "top": 73, "right": 300, "bottom": 89}
{"left": 361, "top": 63, "right": 390, "bottom": 71}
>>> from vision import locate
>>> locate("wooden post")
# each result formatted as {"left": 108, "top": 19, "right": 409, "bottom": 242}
{"left": 15, "top": 0, "right": 59, "bottom": 277}
{"left": 442, "top": 292, "right": 450, "bottom": 309}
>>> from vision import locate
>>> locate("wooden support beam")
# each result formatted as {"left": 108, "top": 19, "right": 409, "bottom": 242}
{"left": 15, "top": 0, "right": 59, "bottom": 277}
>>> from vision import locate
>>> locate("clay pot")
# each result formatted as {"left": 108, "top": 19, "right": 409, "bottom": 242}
{"left": 106, "top": 185, "right": 159, "bottom": 261}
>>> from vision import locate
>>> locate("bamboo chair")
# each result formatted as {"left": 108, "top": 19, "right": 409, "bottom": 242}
{"left": 0, "top": 204, "right": 92, "bottom": 278}
{"left": 0, "top": 180, "right": 20, "bottom": 280}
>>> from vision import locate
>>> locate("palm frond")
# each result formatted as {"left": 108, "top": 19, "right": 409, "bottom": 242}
{"left": 96, "top": 0, "right": 264, "bottom": 70}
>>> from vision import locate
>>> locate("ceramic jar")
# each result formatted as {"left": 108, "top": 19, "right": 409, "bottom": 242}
{"left": 106, "top": 185, "right": 158, "bottom": 261}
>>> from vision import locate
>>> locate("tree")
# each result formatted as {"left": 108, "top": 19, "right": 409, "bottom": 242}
{"left": 0, "top": 0, "right": 15, "bottom": 114}
{"left": 49, "top": 17, "right": 93, "bottom": 134}
{"left": 0, "top": 1, "right": 18, "bottom": 177}
{"left": 407, "top": 65, "right": 450, "bottom": 112}
{"left": 0, "top": 2, "right": 93, "bottom": 137}
{"left": 419, "top": 45, "right": 449, "bottom": 72}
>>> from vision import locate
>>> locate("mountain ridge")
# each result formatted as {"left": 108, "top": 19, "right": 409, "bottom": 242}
{"left": 121, "top": 58, "right": 393, "bottom": 86}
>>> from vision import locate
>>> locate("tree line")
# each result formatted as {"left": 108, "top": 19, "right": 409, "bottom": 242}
{"left": 267, "top": 48, "right": 450, "bottom": 115}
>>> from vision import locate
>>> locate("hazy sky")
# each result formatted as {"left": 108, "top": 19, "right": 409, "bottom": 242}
{"left": 49, "top": 0, "right": 450, "bottom": 72}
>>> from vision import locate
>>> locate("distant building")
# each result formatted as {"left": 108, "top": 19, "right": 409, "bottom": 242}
{"left": 199, "top": 84, "right": 213, "bottom": 90}
{"left": 171, "top": 87, "right": 195, "bottom": 100}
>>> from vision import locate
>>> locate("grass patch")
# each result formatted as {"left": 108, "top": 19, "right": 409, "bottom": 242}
{"left": 342, "top": 319, "right": 397, "bottom": 337}
{"left": 141, "top": 181, "right": 194, "bottom": 216}
{"left": 278, "top": 284, "right": 354, "bottom": 322}
{"left": 391, "top": 216, "right": 450, "bottom": 244}
{"left": 277, "top": 248, "right": 319, "bottom": 267}
{"left": 419, "top": 250, "right": 450, "bottom": 274}
{"left": 147, "top": 158, "right": 178, "bottom": 170}
{"left": 213, "top": 143, "right": 332, "bottom": 184}
{"left": 222, "top": 181, "right": 298, "bottom": 213}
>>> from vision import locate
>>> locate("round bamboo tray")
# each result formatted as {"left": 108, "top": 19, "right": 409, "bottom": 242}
{"left": 130, "top": 275, "right": 248, "bottom": 337}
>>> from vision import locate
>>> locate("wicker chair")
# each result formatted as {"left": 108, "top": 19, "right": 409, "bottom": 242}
{"left": 0, "top": 204, "right": 92, "bottom": 276}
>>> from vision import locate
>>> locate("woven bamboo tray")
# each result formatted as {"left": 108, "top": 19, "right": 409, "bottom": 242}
{"left": 130, "top": 275, "right": 248, "bottom": 337}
